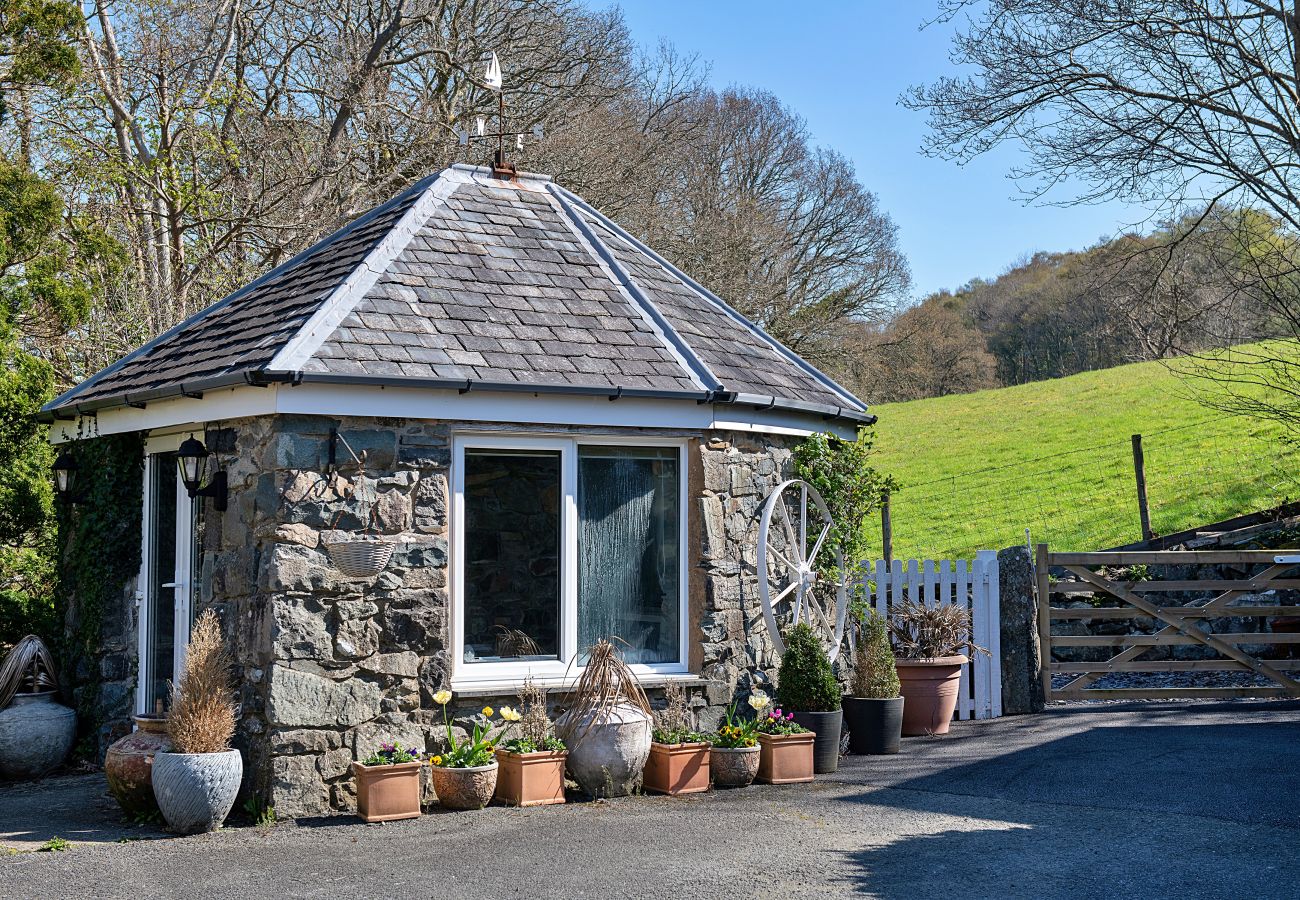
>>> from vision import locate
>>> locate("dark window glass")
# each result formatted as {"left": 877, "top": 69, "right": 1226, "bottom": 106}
{"left": 463, "top": 449, "right": 561, "bottom": 662}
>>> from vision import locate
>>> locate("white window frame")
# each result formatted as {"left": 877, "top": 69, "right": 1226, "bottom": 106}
{"left": 450, "top": 432, "right": 690, "bottom": 690}
{"left": 135, "top": 433, "right": 196, "bottom": 716}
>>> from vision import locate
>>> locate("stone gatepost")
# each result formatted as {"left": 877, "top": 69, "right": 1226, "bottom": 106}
{"left": 997, "top": 545, "right": 1044, "bottom": 714}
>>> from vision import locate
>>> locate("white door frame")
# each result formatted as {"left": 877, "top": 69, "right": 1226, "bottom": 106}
{"left": 135, "top": 435, "right": 195, "bottom": 715}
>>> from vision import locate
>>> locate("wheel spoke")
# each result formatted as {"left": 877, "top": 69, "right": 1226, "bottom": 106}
{"left": 806, "top": 522, "right": 832, "bottom": 568}
{"left": 776, "top": 496, "right": 802, "bottom": 564}
{"left": 771, "top": 580, "right": 797, "bottom": 606}
{"left": 768, "top": 545, "right": 796, "bottom": 574}
{"left": 800, "top": 484, "right": 809, "bottom": 558}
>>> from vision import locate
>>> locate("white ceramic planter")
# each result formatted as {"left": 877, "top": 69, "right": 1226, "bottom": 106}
{"left": 557, "top": 703, "right": 651, "bottom": 798}
{"left": 152, "top": 749, "right": 243, "bottom": 834}
{"left": 0, "top": 692, "right": 75, "bottom": 780}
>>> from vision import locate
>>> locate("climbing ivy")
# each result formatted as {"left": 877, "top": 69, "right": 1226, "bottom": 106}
{"left": 55, "top": 431, "right": 143, "bottom": 741}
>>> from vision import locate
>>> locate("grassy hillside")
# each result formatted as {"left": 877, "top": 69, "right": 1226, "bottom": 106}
{"left": 867, "top": 353, "right": 1300, "bottom": 560}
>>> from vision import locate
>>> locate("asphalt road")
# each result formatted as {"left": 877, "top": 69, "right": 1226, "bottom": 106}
{"left": 2, "top": 700, "right": 1297, "bottom": 900}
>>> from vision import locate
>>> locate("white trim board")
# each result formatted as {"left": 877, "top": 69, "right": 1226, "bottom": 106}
{"left": 48, "top": 382, "right": 853, "bottom": 443}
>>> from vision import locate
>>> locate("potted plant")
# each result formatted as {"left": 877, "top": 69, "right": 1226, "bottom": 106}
{"left": 777, "top": 623, "right": 842, "bottom": 774}
{"left": 843, "top": 610, "right": 904, "bottom": 754}
{"left": 429, "top": 690, "right": 511, "bottom": 810}
{"left": 105, "top": 704, "right": 174, "bottom": 817}
{"left": 152, "top": 611, "right": 243, "bottom": 834}
{"left": 0, "top": 635, "right": 76, "bottom": 780}
{"left": 708, "top": 697, "right": 762, "bottom": 788}
{"left": 556, "top": 640, "right": 652, "bottom": 798}
{"left": 755, "top": 705, "right": 814, "bottom": 784}
{"left": 644, "top": 683, "right": 710, "bottom": 796}
{"left": 495, "top": 678, "right": 568, "bottom": 807}
{"left": 353, "top": 741, "right": 423, "bottom": 822}
{"left": 890, "top": 600, "right": 985, "bottom": 736}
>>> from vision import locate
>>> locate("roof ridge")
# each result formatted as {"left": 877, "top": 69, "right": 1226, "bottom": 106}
{"left": 44, "top": 172, "right": 445, "bottom": 413}
{"left": 544, "top": 184, "right": 722, "bottom": 394}
{"left": 268, "top": 171, "right": 461, "bottom": 372}
{"left": 550, "top": 184, "right": 868, "bottom": 413}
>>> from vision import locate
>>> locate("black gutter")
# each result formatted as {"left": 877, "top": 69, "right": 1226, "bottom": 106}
{"left": 39, "top": 369, "right": 871, "bottom": 427}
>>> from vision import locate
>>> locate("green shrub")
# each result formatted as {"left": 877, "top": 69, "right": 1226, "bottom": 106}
{"left": 777, "top": 623, "right": 841, "bottom": 712}
{"left": 849, "top": 610, "right": 900, "bottom": 699}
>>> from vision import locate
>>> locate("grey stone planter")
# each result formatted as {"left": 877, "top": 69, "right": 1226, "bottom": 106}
{"left": 152, "top": 749, "right": 243, "bottom": 834}
{"left": 0, "top": 692, "right": 75, "bottom": 780}
{"left": 557, "top": 703, "right": 651, "bottom": 798}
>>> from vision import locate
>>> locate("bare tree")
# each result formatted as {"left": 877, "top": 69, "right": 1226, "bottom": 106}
{"left": 904, "top": 1, "right": 1300, "bottom": 421}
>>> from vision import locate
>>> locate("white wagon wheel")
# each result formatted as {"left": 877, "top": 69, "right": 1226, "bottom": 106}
{"left": 758, "top": 479, "right": 849, "bottom": 661}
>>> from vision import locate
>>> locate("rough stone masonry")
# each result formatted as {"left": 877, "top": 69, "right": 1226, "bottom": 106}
{"left": 89, "top": 415, "right": 798, "bottom": 818}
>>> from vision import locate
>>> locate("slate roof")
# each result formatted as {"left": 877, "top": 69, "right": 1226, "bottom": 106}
{"left": 44, "top": 165, "right": 869, "bottom": 423}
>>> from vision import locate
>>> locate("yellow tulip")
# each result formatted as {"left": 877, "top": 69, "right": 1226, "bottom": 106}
{"left": 482, "top": 706, "right": 494, "bottom": 717}
{"left": 433, "top": 690, "right": 452, "bottom": 706}
{"left": 500, "top": 706, "right": 522, "bottom": 722}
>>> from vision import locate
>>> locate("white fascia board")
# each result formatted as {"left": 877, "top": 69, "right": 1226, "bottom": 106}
{"left": 47, "top": 381, "right": 838, "bottom": 444}
{"left": 47, "top": 384, "right": 281, "bottom": 444}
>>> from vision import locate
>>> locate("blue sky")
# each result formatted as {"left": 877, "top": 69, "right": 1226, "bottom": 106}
{"left": 600, "top": 1, "right": 1152, "bottom": 301}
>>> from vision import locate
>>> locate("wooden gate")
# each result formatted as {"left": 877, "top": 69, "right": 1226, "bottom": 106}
{"left": 862, "top": 551, "right": 1002, "bottom": 720}
{"left": 1036, "top": 546, "right": 1300, "bottom": 701}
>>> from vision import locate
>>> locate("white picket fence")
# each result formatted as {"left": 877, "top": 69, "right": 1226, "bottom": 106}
{"left": 859, "top": 551, "right": 1002, "bottom": 721}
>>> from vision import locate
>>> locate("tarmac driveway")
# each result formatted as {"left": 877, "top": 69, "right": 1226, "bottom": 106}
{"left": 2, "top": 700, "right": 1297, "bottom": 899}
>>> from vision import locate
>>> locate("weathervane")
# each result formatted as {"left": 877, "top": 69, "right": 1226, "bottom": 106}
{"left": 455, "top": 51, "right": 544, "bottom": 178}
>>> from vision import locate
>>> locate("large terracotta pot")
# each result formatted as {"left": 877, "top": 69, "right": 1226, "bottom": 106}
{"left": 557, "top": 703, "right": 651, "bottom": 798}
{"left": 643, "top": 742, "right": 710, "bottom": 796}
{"left": 0, "top": 691, "right": 76, "bottom": 780}
{"left": 152, "top": 749, "right": 243, "bottom": 834}
{"left": 790, "top": 710, "right": 842, "bottom": 773}
{"left": 105, "top": 715, "right": 173, "bottom": 816}
{"left": 756, "top": 732, "right": 814, "bottom": 784}
{"left": 353, "top": 760, "right": 423, "bottom": 822}
{"left": 495, "top": 750, "right": 567, "bottom": 807}
{"left": 896, "top": 656, "right": 967, "bottom": 736}
{"left": 709, "top": 746, "right": 759, "bottom": 788}
{"left": 843, "top": 697, "right": 904, "bottom": 754}
{"left": 431, "top": 761, "right": 498, "bottom": 810}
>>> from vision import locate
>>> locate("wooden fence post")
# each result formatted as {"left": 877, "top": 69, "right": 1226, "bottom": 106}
{"left": 1036, "top": 542, "right": 1052, "bottom": 704}
{"left": 1131, "top": 434, "right": 1153, "bottom": 542}
{"left": 881, "top": 491, "right": 893, "bottom": 563}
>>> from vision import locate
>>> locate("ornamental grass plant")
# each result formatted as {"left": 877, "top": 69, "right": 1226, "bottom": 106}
{"left": 652, "top": 682, "right": 705, "bottom": 745}
{"left": 502, "top": 677, "right": 566, "bottom": 754}
{"left": 889, "top": 600, "right": 987, "bottom": 660}
{"left": 168, "top": 610, "right": 236, "bottom": 755}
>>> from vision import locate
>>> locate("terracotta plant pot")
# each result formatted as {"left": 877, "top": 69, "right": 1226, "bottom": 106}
{"left": 896, "top": 656, "right": 967, "bottom": 736}
{"left": 105, "top": 715, "right": 174, "bottom": 816}
{"left": 643, "top": 742, "right": 710, "bottom": 796}
{"left": 843, "top": 697, "right": 904, "bottom": 754}
{"left": 431, "top": 761, "right": 498, "bottom": 810}
{"left": 495, "top": 750, "right": 567, "bottom": 807}
{"left": 756, "top": 732, "right": 814, "bottom": 784}
{"left": 353, "top": 760, "right": 423, "bottom": 822}
{"left": 710, "top": 746, "right": 759, "bottom": 788}
{"left": 789, "top": 710, "right": 842, "bottom": 773}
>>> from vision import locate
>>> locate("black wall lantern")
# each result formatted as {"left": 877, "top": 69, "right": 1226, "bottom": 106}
{"left": 53, "top": 449, "right": 82, "bottom": 503}
{"left": 176, "top": 434, "right": 228, "bottom": 511}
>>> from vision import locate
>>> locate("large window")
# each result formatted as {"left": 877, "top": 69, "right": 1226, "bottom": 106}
{"left": 452, "top": 435, "right": 687, "bottom": 685}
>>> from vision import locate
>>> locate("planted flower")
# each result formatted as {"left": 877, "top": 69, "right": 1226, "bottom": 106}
{"left": 708, "top": 696, "right": 764, "bottom": 789}
{"left": 755, "top": 706, "right": 815, "bottom": 786}
{"left": 645, "top": 683, "right": 710, "bottom": 796}
{"left": 362, "top": 742, "right": 421, "bottom": 766}
{"left": 428, "top": 691, "right": 516, "bottom": 810}
{"left": 495, "top": 678, "right": 570, "bottom": 807}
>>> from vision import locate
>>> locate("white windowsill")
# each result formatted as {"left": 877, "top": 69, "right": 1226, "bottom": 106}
{"left": 447, "top": 672, "right": 710, "bottom": 698}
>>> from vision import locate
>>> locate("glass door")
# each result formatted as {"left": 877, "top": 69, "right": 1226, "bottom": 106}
{"left": 137, "top": 448, "right": 195, "bottom": 715}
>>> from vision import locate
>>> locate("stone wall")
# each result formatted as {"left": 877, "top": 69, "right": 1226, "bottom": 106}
{"left": 194, "top": 415, "right": 799, "bottom": 818}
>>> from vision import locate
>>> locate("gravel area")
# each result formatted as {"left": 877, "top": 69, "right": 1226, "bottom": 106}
{"left": 3, "top": 700, "right": 1298, "bottom": 899}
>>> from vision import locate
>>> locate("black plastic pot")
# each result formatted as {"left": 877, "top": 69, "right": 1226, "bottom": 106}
{"left": 843, "top": 696, "right": 904, "bottom": 755}
{"left": 789, "top": 709, "right": 842, "bottom": 773}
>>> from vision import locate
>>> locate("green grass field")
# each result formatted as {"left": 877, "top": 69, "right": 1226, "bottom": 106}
{"left": 866, "top": 353, "right": 1300, "bottom": 560}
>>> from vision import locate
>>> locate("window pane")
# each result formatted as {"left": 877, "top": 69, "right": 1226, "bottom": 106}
{"left": 463, "top": 449, "right": 561, "bottom": 663}
{"left": 578, "top": 446, "right": 680, "bottom": 664}
{"left": 148, "top": 453, "right": 177, "bottom": 712}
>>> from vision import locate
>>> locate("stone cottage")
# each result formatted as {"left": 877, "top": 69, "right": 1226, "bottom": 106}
{"left": 42, "top": 163, "right": 872, "bottom": 817}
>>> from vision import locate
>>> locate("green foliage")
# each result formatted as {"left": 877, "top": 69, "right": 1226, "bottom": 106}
{"left": 500, "top": 735, "right": 566, "bottom": 754}
{"left": 361, "top": 742, "right": 420, "bottom": 766}
{"left": 36, "top": 836, "right": 71, "bottom": 852}
{"left": 849, "top": 610, "right": 900, "bottom": 699}
{"left": 869, "top": 347, "right": 1300, "bottom": 558}
{"left": 709, "top": 702, "right": 759, "bottom": 749}
{"left": 776, "top": 623, "right": 842, "bottom": 712}
{"left": 792, "top": 429, "right": 897, "bottom": 583}
{"left": 56, "top": 433, "right": 144, "bottom": 737}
